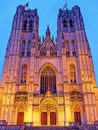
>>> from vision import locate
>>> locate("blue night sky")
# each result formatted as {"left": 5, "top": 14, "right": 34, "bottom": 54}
{"left": 0, "top": 0, "right": 98, "bottom": 85}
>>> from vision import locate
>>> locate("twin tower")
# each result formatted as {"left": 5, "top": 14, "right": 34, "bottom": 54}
{"left": 0, "top": 4, "right": 98, "bottom": 126}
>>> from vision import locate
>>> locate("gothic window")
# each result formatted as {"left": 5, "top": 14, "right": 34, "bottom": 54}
{"left": 69, "top": 19, "right": 74, "bottom": 27}
{"left": 40, "top": 67, "right": 56, "bottom": 94}
{"left": 69, "top": 19, "right": 74, "bottom": 32}
{"left": 22, "top": 20, "right": 27, "bottom": 32}
{"left": 70, "top": 65, "right": 76, "bottom": 84}
{"left": 71, "top": 40, "right": 76, "bottom": 56}
{"left": 63, "top": 19, "right": 68, "bottom": 28}
{"left": 21, "top": 40, "right": 26, "bottom": 57}
{"left": 29, "top": 20, "right": 33, "bottom": 32}
{"left": 21, "top": 65, "right": 27, "bottom": 84}
{"left": 27, "top": 40, "right": 31, "bottom": 57}
{"left": 66, "top": 40, "right": 70, "bottom": 57}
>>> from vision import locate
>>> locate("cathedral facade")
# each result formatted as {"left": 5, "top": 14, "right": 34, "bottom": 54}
{"left": 0, "top": 4, "right": 98, "bottom": 126}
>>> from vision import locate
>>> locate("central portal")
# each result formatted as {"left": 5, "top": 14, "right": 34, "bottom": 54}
{"left": 40, "top": 98, "right": 57, "bottom": 126}
{"left": 41, "top": 112, "right": 56, "bottom": 125}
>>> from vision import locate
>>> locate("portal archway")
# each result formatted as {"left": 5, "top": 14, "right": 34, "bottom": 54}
{"left": 74, "top": 111, "right": 81, "bottom": 125}
{"left": 16, "top": 102, "right": 26, "bottom": 125}
{"left": 40, "top": 98, "right": 57, "bottom": 126}
{"left": 72, "top": 101, "right": 81, "bottom": 125}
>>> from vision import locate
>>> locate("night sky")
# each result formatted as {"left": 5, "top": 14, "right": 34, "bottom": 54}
{"left": 0, "top": 0, "right": 98, "bottom": 85}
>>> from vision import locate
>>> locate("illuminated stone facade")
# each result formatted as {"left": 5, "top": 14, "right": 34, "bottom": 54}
{"left": 0, "top": 5, "right": 98, "bottom": 126}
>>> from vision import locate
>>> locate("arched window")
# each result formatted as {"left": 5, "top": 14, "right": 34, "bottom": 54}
{"left": 27, "top": 40, "right": 31, "bottom": 57}
{"left": 66, "top": 40, "right": 70, "bottom": 57}
{"left": 40, "top": 67, "right": 56, "bottom": 93}
{"left": 29, "top": 20, "right": 33, "bottom": 32}
{"left": 63, "top": 19, "right": 68, "bottom": 28}
{"left": 21, "top": 65, "right": 27, "bottom": 84}
{"left": 70, "top": 65, "right": 76, "bottom": 84}
{"left": 21, "top": 40, "right": 26, "bottom": 57}
{"left": 22, "top": 20, "right": 27, "bottom": 31}
{"left": 69, "top": 19, "right": 74, "bottom": 27}
{"left": 71, "top": 40, "right": 76, "bottom": 56}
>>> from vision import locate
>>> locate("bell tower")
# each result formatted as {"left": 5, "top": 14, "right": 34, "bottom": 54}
{"left": 1, "top": 5, "right": 39, "bottom": 124}
{"left": 57, "top": 5, "right": 97, "bottom": 124}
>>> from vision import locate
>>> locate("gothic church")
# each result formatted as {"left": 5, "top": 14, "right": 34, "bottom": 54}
{"left": 0, "top": 4, "right": 98, "bottom": 126}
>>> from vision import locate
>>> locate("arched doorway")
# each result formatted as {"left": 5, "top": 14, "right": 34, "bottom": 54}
{"left": 41, "top": 112, "right": 56, "bottom": 125}
{"left": 17, "top": 112, "right": 24, "bottom": 125}
{"left": 40, "top": 99, "right": 57, "bottom": 126}
{"left": 74, "top": 112, "right": 81, "bottom": 125}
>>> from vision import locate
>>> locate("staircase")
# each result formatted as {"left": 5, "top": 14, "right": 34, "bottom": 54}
{"left": 0, "top": 125, "right": 96, "bottom": 130}
{"left": 24, "top": 126, "right": 79, "bottom": 130}
{"left": 0, "top": 126, "right": 80, "bottom": 130}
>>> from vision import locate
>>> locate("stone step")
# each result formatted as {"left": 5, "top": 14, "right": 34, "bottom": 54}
{"left": 24, "top": 126, "right": 79, "bottom": 130}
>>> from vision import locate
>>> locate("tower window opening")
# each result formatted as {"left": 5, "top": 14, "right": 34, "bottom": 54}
{"left": 66, "top": 42, "right": 70, "bottom": 57}
{"left": 21, "top": 40, "right": 26, "bottom": 57}
{"left": 29, "top": 20, "right": 33, "bottom": 32}
{"left": 22, "top": 20, "right": 27, "bottom": 32}
{"left": 69, "top": 19, "right": 74, "bottom": 28}
{"left": 71, "top": 40, "right": 76, "bottom": 57}
{"left": 63, "top": 19, "right": 68, "bottom": 28}
{"left": 21, "top": 65, "right": 27, "bottom": 84}
{"left": 27, "top": 40, "right": 31, "bottom": 57}
{"left": 70, "top": 65, "right": 76, "bottom": 84}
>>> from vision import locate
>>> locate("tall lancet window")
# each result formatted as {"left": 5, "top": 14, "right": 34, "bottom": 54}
{"left": 70, "top": 65, "right": 76, "bottom": 84}
{"left": 21, "top": 40, "right": 26, "bottom": 57}
{"left": 66, "top": 40, "right": 70, "bottom": 57}
{"left": 71, "top": 40, "right": 76, "bottom": 56}
{"left": 69, "top": 19, "right": 74, "bottom": 27}
{"left": 27, "top": 40, "right": 31, "bottom": 57}
{"left": 69, "top": 19, "right": 74, "bottom": 31}
{"left": 63, "top": 19, "right": 68, "bottom": 32}
{"left": 40, "top": 67, "right": 56, "bottom": 94}
{"left": 21, "top": 65, "right": 27, "bottom": 84}
{"left": 29, "top": 20, "right": 33, "bottom": 32}
{"left": 23, "top": 20, "right": 27, "bottom": 32}
{"left": 63, "top": 19, "right": 68, "bottom": 28}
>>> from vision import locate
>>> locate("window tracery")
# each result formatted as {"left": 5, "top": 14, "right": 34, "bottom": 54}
{"left": 27, "top": 40, "right": 31, "bottom": 57}
{"left": 40, "top": 67, "right": 56, "bottom": 93}
{"left": 21, "top": 40, "right": 26, "bottom": 57}
{"left": 21, "top": 65, "right": 27, "bottom": 84}
{"left": 70, "top": 65, "right": 76, "bottom": 84}
{"left": 22, "top": 20, "right": 27, "bottom": 32}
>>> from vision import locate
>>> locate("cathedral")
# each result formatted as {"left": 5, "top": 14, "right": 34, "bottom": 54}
{"left": 0, "top": 4, "right": 98, "bottom": 127}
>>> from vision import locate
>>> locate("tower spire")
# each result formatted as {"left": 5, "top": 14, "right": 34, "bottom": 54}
{"left": 46, "top": 25, "right": 51, "bottom": 38}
